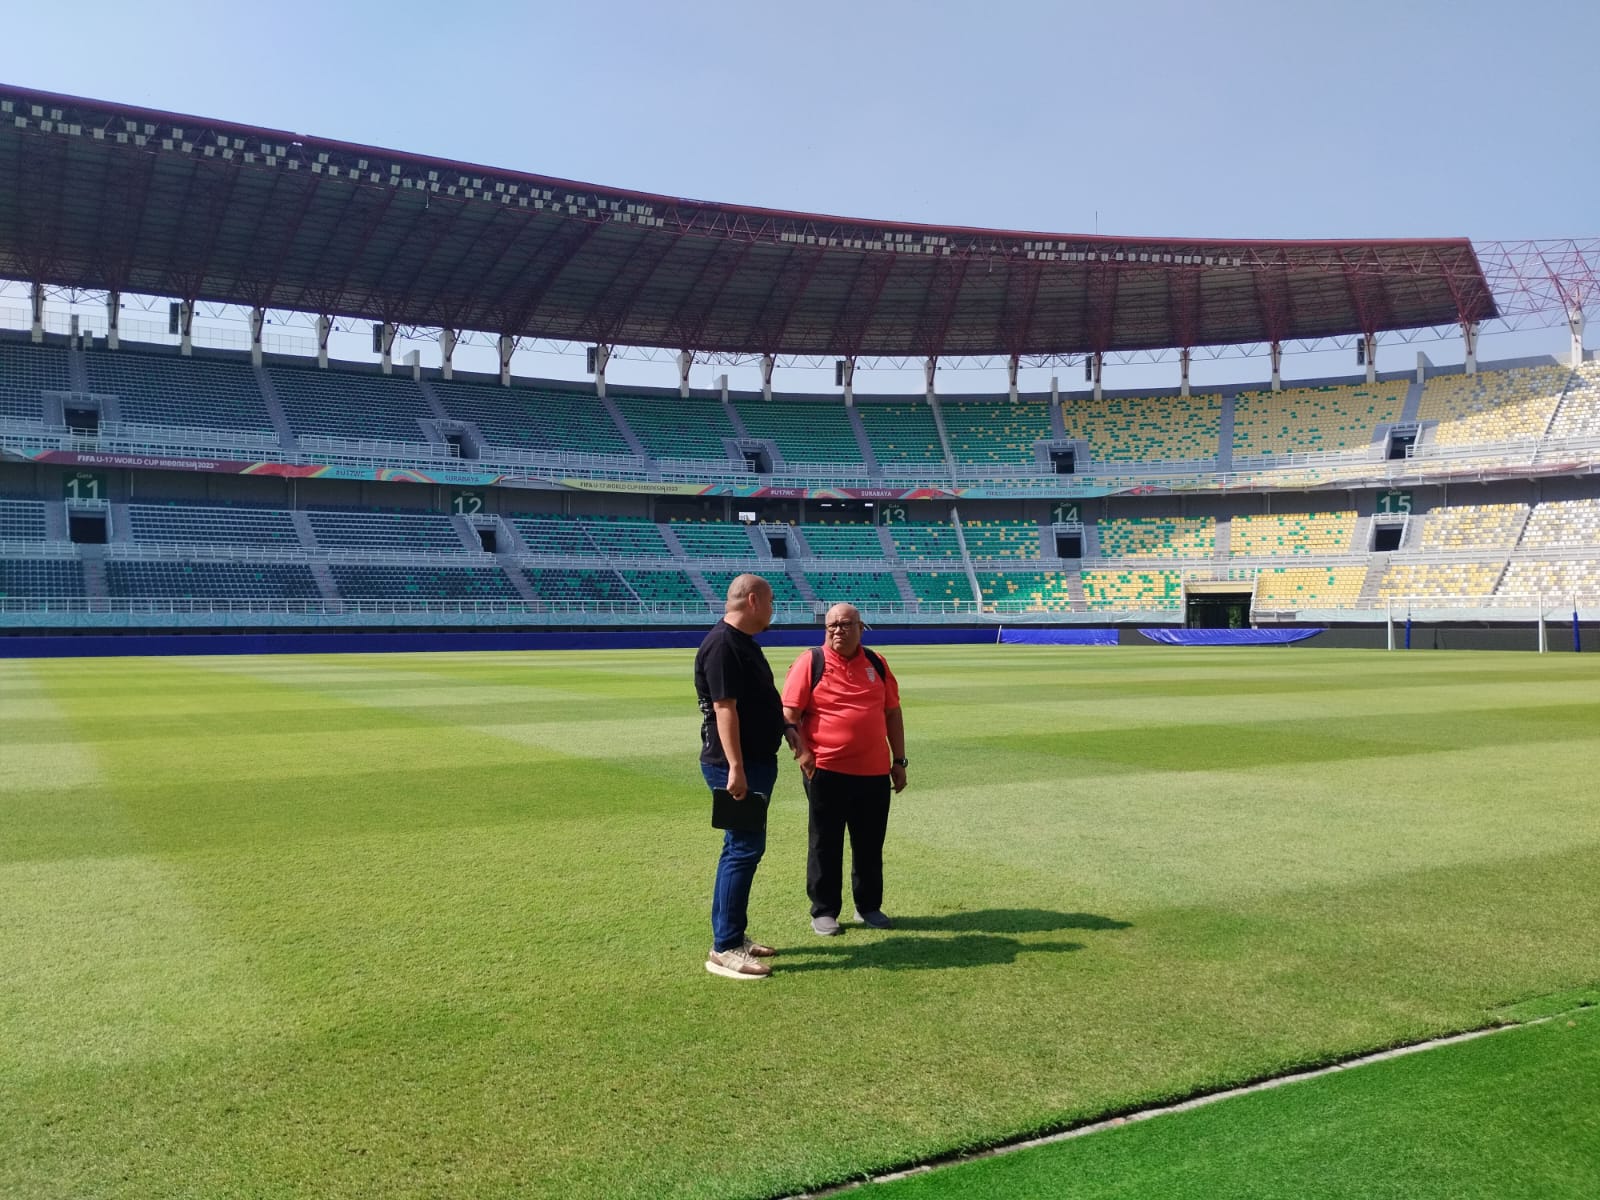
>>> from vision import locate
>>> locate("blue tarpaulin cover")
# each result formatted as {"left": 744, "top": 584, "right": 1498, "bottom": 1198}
{"left": 1137, "top": 628, "right": 1324, "bottom": 645}
{"left": 998, "top": 628, "right": 1120, "bottom": 646}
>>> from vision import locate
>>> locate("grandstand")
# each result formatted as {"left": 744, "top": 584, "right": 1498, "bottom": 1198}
{"left": 1232, "top": 382, "right": 1406, "bottom": 461}
{"left": 1063, "top": 392, "right": 1223, "bottom": 465}
{"left": 941, "top": 400, "right": 1053, "bottom": 466}
{"left": 4, "top": 335, "right": 1598, "bottom": 633}
{"left": 731, "top": 399, "right": 863, "bottom": 465}
{"left": 0, "top": 81, "right": 1594, "bottom": 642}
{"left": 1418, "top": 364, "right": 1570, "bottom": 445}
{"left": 3, "top": 331, "right": 1598, "bottom": 634}
{"left": 84, "top": 346, "right": 275, "bottom": 435}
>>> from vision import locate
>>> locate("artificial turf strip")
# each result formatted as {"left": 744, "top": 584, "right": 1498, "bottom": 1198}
{"left": 1, "top": 647, "right": 1598, "bottom": 1199}
{"left": 866, "top": 1005, "right": 1600, "bottom": 1199}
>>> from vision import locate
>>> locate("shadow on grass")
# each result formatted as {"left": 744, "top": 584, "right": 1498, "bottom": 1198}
{"left": 889, "top": 909, "right": 1132, "bottom": 935}
{"left": 778, "top": 933, "right": 1086, "bottom": 973}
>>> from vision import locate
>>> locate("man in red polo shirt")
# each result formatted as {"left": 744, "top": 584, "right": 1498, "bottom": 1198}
{"left": 782, "top": 602, "right": 908, "bottom": 935}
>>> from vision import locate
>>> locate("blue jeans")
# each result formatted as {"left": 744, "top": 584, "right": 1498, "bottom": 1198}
{"left": 703, "top": 759, "right": 779, "bottom": 952}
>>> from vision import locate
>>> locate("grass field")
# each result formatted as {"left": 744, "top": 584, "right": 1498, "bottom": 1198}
{"left": 874, "top": 1000, "right": 1600, "bottom": 1198}
{"left": 3, "top": 645, "right": 1599, "bottom": 1199}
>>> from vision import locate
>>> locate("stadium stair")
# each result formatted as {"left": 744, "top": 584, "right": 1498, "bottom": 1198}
{"left": 107, "top": 502, "right": 132, "bottom": 543}
{"left": 1505, "top": 505, "right": 1534, "bottom": 549}
{"left": 722, "top": 396, "right": 752, "bottom": 441}
{"left": 1546, "top": 367, "right": 1598, "bottom": 438}
{"left": 1211, "top": 518, "right": 1231, "bottom": 558}
{"left": 926, "top": 397, "right": 959, "bottom": 479}
{"left": 888, "top": 567, "right": 917, "bottom": 604}
{"left": 76, "top": 544, "right": 107, "bottom": 598}
{"left": 1077, "top": 519, "right": 1109, "bottom": 561}
{"left": 252, "top": 365, "right": 299, "bottom": 452}
{"left": 291, "top": 509, "right": 319, "bottom": 550}
{"left": 65, "top": 342, "right": 89, "bottom": 393}
{"left": 949, "top": 507, "right": 984, "bottom": 606}
{"left": 1400, "top": 377, "right": 1424, "bottom": 425}
{"left": 785, "top": 525, "right": 813, "bottom": 557}
{"left": 845, "top": 406, "right": 883, "bottom": 475}
{"left": 1350, "top": 513, "right": 1374, "bottom": 554}
{"left": 657, "top": 523, "right": 688, "bottom": 556}
{"left": 1216, "top": 394, "right": 1235, "bottom": 471}
{"left": 502, "top": 563, "right": 541, "bottom": 604}
{"left": 1536, "top": 379, "right": 1569, "bottom": 442}
{"left": 788, "top": 564, "right": 819, "bottom": 607}
{"left": 307, "top": 560, "right": 339, "bottom": 600}
{"left": 42, "top": 500, "right": 68, "bottom": 542}
{"left": 1356, "top": 555, "right": 1390, "bottom": 608}
{"left": 414, "top": 378, "right": 454, "bottom": 424}
{"left": 484, "top": 515, "right": 529, "bottom": 556}
{"left": 449, "top": 514, "right": 488, "bottom": 552}
{"left": 1064, "top": 568, "right": 1088, "bottom": 611}
{"left": 684, "top": 568, "right": 719, "bottom": 606}
{"left": 600, "top": 393, "right": 652, "bottom": 460}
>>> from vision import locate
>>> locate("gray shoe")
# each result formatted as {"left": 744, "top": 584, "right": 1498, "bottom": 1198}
{"left": 854, "top": 909, "right": 893, "bottom": 929}
{"left": 811, "top": 915, "right": 842, "bottom": 936}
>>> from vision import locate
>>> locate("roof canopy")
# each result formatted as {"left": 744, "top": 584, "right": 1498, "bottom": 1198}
{"left": 0, "top": 84, "right": 1498, "bottom": 359}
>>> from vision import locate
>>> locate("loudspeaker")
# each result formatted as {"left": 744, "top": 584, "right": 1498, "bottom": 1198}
{"left": 372, "top": 323, "right": 384, "bottom": 353}
{"left": 168, "top": 302, "right": 181, "bottom": 335}
{"left": 834, "top": 359, "right": 845, "bottom": 386}
{"left": 586, "top": 346, "right": 598, "bottom": 374}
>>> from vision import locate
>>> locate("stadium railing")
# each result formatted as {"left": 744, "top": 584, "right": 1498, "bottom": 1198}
{"left": 0, "top": 539, "right": 76, "bottom": 558}
{"left": 100, "top": 422, "right": 285, "bottom": 451}
{"left": 0, "top": 596, "right": 1002, "bottom": 628}
{"left": 297, "top": 434, "right": 458, "bottom": 460}
{"left": 6, "top": 415, "right": 1595, "bottom": 496}
{"left": 105, "top": 542, "right": 499, "bottom": 565}
{"left": 1253, "top": 592, "right": 1600, "bottom": 626}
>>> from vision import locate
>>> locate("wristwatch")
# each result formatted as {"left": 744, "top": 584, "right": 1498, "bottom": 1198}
{"left": 892, "top": 757, "right": 909, "bottom": 768}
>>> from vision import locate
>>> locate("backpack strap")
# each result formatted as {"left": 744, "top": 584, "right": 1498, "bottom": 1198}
{"left": 811, "top": 644, "right": 889, "bottom": 689}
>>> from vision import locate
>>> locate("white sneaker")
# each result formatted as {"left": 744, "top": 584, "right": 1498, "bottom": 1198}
{"left": 706, "top": 945, "right": 772, "bottom": 980}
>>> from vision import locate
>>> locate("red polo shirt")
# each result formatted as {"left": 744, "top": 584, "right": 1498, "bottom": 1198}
{"left": 782, "top": 644, "right": 900, "bottom": 776}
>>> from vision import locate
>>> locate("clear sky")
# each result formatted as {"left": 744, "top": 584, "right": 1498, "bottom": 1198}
{"left": 3, "top": 0, "right": 1596, "bottom": 393}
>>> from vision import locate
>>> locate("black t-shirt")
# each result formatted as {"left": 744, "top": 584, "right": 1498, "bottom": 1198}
{"left": 694, "top": 619, "right": 784, "bottom": 768}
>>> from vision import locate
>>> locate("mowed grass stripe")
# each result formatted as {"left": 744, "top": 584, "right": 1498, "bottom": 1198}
{"left": 1, "top": 648, "right": 1597, "bottom": 1199}
{"left": 0, "top": 660, "right": 101, "bottom": 792}
{"left": 907, "top": 739, "right": 1600, "bottom": 907}
{"left": 868, "top": 1006, "right": 1600, "bottom": 1199}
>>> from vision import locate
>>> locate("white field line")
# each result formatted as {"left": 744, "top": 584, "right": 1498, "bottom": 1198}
{"left": 787, "top": 1011, "right": 1583, "bottom": 1197}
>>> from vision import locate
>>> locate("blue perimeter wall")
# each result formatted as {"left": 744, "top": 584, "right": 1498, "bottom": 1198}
{"left": 0, "top": 627, "right": 1024, "bottom": 658}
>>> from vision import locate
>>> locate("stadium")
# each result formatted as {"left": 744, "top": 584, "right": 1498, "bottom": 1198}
{"left": 1, "top": 82, "right": 1597, "bottom": 649}
{"left": 3, "top": 63, "right": 1599, "bottom": 1200}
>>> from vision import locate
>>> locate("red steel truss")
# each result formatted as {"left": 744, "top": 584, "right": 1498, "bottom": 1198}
{"left": 0, "top": 84, "right": 1526, "bottom": 361}
{"left": 1475, "top": 240, "right": 1600, "bottom": 319}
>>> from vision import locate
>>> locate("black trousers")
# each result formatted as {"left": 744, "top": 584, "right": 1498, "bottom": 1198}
{"left": 804, "top": 767, "right": 892, "bottom": 918}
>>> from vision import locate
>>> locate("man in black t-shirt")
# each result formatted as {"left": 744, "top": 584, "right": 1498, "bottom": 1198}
{"left": 694, "top": 573, "right": 806, "bottom": 980}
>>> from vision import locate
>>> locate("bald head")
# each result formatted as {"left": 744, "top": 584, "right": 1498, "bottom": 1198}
{"left": 724, "top": 573, "right": 774, "bottom": 634}
{"left": 825, "top": 602, "right": 861, "bottom": 627}
{"left": 823, "top": 602, "right": 863, "bottom": 656}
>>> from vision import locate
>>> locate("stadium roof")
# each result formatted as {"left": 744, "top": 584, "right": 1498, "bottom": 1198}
{"left": 0, "top": 83, "right": 1499, "bottom": 360}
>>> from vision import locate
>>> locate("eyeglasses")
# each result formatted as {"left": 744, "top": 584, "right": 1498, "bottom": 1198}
{"left": 825, "top": 621, "right": 859, "bottom": 630}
